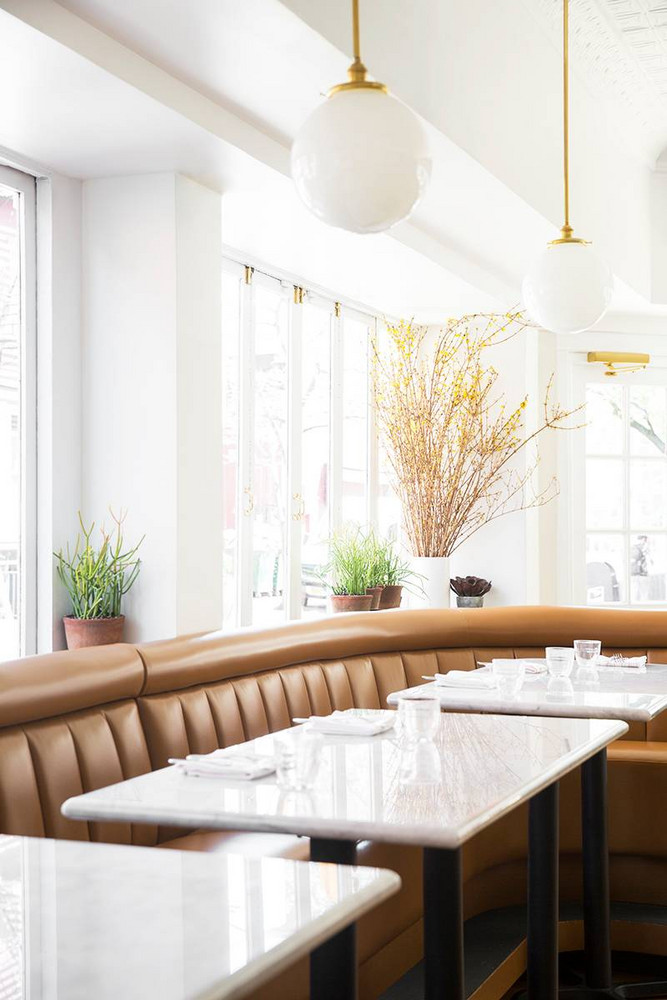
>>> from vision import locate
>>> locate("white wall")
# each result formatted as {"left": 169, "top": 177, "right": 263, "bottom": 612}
{"left": 36, "top": 172, "right": 83, "bottom": 652}
{"left": 448, "top": 328, "right": 531, "bottom": 606}
{"left": 82, "top": 173, "right": 222, "bottom": 643}
{"left": 651, "top": 163, "right": 667, "bottom": 305}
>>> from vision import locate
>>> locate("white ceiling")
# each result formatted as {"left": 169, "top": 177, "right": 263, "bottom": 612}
{"left": 531, "top": 0, "right": 667, "bottom": 161}
{"left": 1, "top": 0, "right": 666, "bottom": 326}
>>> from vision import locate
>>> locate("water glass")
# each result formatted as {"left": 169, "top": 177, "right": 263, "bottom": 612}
{"left": 546, "top": 646, "right": 575, "bottom": 679}
{"left": 275, "top": 729, "right": 323, "bottom": 791}
{"left": 574, "top": 639, "right": 601, "bottom": 667}
{"left": 397, "top": 690, "right": 440, "bottom": 743}
{"left": 574, "top": 639, "right": 601, "bottom": 682}
{"left": 491, "top": 659, "right": 526, "bottom": 699}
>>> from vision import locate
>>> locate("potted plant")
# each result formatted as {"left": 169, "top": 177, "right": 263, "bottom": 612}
{"left": 450, "top": 576, "right": 492, "bottom": 608}
{"left": 373, "top": 313, "right": 580, "bottom": 607}
{"left": 325, "top": 529, "right": 374, "bottom": 612}
{"left": 376, "top": 540, "right": 414, "bottom": 609}
{"left": 363, "top": 532, "right": 386, "bottom": 609}
{"left": 55, "top": 511, "right": 143, "bottom": 649}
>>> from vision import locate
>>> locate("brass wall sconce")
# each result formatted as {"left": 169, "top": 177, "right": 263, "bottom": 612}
{"left": 587, "top": 351, "right": 650, "bottom": 377}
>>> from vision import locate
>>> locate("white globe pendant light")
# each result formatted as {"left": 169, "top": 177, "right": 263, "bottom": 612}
{"left": 291, "top": 0, "right": 431, "bottom": 234}
{"left": 522, "top": 0, "right": 613, "bottom": 335}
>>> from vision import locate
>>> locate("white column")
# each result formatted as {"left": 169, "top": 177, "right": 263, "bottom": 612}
{"left": 82, "top": 173, "right": 222, "bottom": 643}
{"left": 175, "top": 175, "right": 223, "bottom": 634}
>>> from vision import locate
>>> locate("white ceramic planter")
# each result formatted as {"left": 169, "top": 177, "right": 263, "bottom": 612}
{"left": 410, "top": 556, "right": 450, "bottom": 608}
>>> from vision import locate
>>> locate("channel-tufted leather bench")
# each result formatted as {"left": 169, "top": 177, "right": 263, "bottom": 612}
{"left": 0, "top": 606, "right": 665, "bottom": 999}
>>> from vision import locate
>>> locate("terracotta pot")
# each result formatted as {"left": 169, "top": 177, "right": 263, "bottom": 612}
{"left": 63, "top": 615, "right": 125, "bottom": 650}
{"left": 378, "top": 585, "right": 403, "bottom": 609}
{"left": 329, "top": 594, "right": 374, "bottom": 614}
{"left": 366, "top": 586, "right": 383, "bottom": 610}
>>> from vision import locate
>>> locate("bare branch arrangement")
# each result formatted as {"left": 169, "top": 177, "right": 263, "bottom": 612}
{"left": 372, "top": 312, "right": 582, "bottom": 558}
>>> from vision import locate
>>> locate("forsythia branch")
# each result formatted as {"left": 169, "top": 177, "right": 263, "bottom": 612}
{"left": 372, "top": 312, "right": 583, "bottom": 557}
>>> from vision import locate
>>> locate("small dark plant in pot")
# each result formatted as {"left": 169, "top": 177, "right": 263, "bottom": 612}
{"left": 450, "top": 576, "right": 492, "bottom": 608}
{"left": 55, "top": 510, "right": 144, "bottom": 649}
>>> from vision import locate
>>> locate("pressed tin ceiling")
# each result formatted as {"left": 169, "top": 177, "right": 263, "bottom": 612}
{"left": 530, "top": 0, "right": 667, "bottom": 160}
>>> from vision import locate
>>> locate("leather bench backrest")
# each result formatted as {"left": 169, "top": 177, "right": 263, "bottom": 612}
{"left": 0, "top": 645, "right": 156, "bottom": 844}
{"left": 136, "top": 607, "right": 667, "bottom": 761}
{"left": 0, "top": 701, "right": 155, "bottom": 845}
{"left": 1, "top": 607, "right": 666, "bottom": 843}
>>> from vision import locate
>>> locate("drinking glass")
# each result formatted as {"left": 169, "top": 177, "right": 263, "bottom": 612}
{"left": 397, "top": 690, "right": 440, "bottom": 743}
{"left": 275, "top": 729, "right": 323, "bottom": 791}
{"left": 491, "top": 659, "right": 526, "bottom": 699}
{"left": 545, "top": 646, "right": 575, "bottom": 679}
{"left": 574, "top": 639, "right": 601, "bottom": 683}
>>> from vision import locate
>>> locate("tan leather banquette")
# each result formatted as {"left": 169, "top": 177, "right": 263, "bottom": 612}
{"left": 0, "top": 606, "right": 665, "bottom": 1000}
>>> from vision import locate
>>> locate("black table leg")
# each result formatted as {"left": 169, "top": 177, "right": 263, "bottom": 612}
{"left": 528, "top": 781, "right": 560, "bottom": 1000}
{"left": 581, "top": 749, "right": 613, "bottom": 990}
{"left": 423, "top": 846, "right": 464, "bottom": 1000}
{"left": 310, "top": 838, "right": 357, "bottom": 1000}
{"left": 577, "top": 750, "right": 667, "bottom": 1000}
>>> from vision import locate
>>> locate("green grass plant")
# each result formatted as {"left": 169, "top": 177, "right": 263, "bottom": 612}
{"left": 55, "top": 511, "right": 144, "bottom": 619}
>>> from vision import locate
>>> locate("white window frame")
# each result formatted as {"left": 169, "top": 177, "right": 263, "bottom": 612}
{"left": 222, "top": 253, "right": 383, "bottom": 628}
{"left": 566, "top": 354, "right": 667, "bottom": 608}
{"left": 0, "top": 164, "right": 36, "bottom": 656}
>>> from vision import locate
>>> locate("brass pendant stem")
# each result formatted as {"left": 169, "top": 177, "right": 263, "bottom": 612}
{"left": 548, "top": 0, "right": 589, "bottom": 245}
{"left": 563, "top": 0, "right": 570, "bottom": 232}
{"left": 352, "top": 0, "right": 361, "bottom": 63}
{"left": 327, "top": 0, "right": 388, "bottom": 96}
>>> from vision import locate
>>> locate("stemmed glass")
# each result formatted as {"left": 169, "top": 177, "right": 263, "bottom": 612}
{"left": 574, "top": 639, "right": 602, "bottom": 684}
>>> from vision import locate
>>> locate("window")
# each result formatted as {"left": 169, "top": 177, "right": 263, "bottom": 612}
{"left": 221, "top": 258, "right": 381, "bottom": 628}
{"left": 578, "top": 369, "right": 667, "bottom": 606}
{"left": 0, "top": 166, "right": 35, "bottom": 660}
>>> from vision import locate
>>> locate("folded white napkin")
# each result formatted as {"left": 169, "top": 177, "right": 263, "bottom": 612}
{"left": 170, "top": 748, "right": 276, "bottom": 780}
{"left": 478, "top": 660, "right": 546, "bottom": 675}
{"left": 301, "top": 711, "right": 395, "bottom": 736}
{"left": 597, "top": 654, "right": 647, "bottom": 668}
{"left": 431, "top": 670, "right": 497, "bottom": 690}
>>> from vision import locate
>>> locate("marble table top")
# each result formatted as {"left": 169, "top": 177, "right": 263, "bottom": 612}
{"left": 0, "top": 834, "right": 399, "bottom": 1000}
{"left": 387, "top": 663, "right": 667, "bottom": 722}
{"left": 63, "top": 711, "right": 627, "bottom": 850}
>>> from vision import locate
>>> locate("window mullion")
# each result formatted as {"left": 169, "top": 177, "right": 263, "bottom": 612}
{"left": 287, "top": 288, "right": 304, "bottom": 620}
{"left": 367, "top": 318, "right": 379, "bottom": 529}
{"left": 330, "top": 307, "right": 343, "bottom": 534}
{"left": 237, "top": 272, "right": 255, "bottom": 626}
{"left": 624, "top": 384, "right": 631, "bottom": 604}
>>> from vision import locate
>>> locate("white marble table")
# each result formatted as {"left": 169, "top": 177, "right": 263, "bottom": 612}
{"left": 63, "top": 710, "right": 627, "bottom": 1000}
{"left": 386, "top": 663, "right": 667, "bottom": 721}
{"left": 388, "top": 664, "right": 667, "bottom": 999}
{"left": 0, "top": 834, "right": 399, "bottom": 1000}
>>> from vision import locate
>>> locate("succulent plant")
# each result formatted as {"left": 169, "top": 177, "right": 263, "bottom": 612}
{"left": 449, "top": 576, "right": 492, "bottom": 597}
